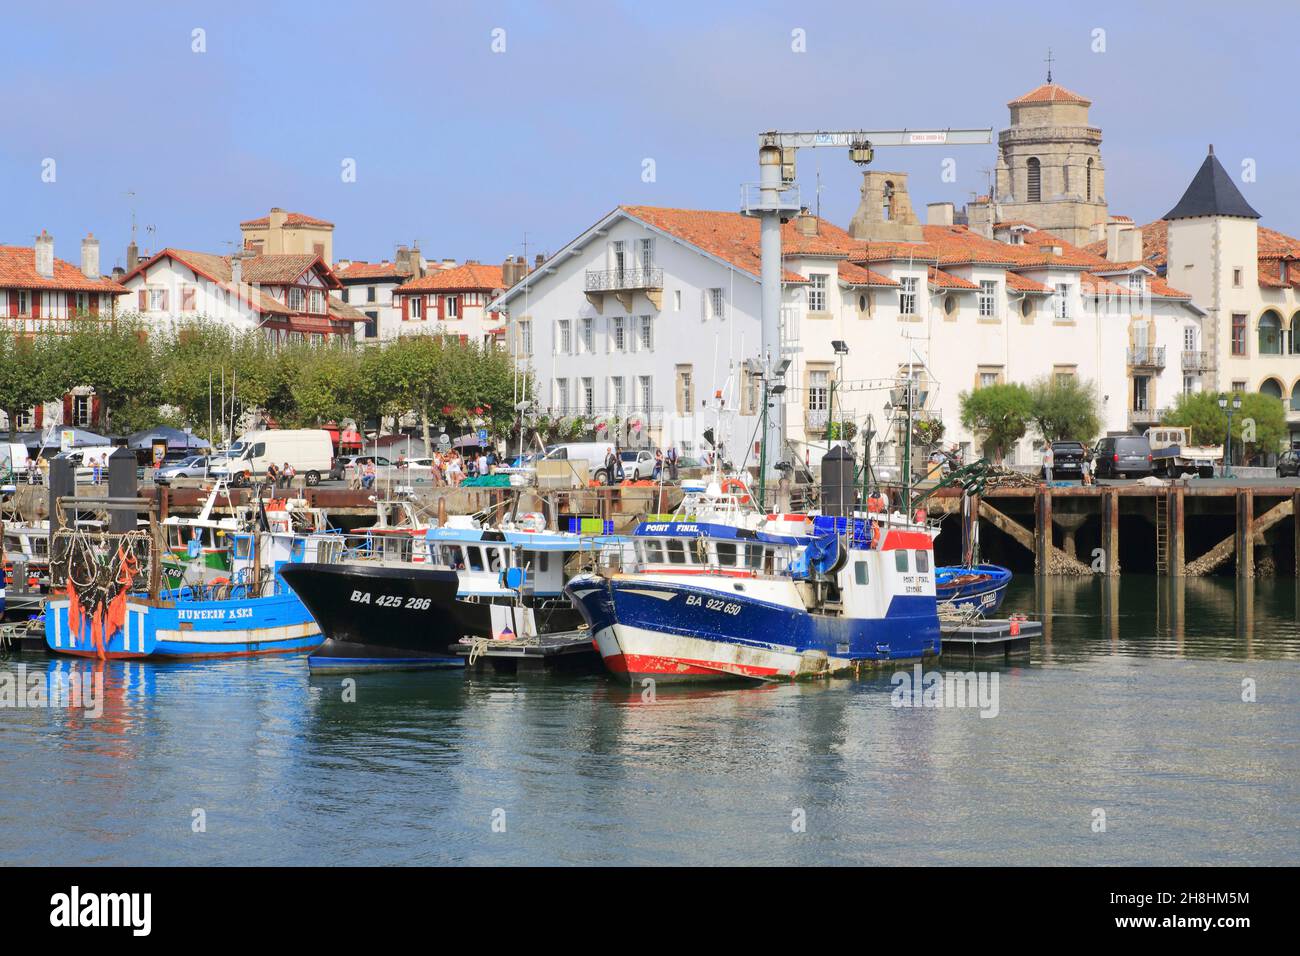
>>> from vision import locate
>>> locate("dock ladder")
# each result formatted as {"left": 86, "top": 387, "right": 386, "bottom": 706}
{"left": 1154, "top": 492, "right": 1169, "bottom": 575}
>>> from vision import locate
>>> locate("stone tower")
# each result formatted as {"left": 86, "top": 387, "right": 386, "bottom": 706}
{"left": 992, "top": 80, "right": 1108, "bottom": 247}
{"left": 848, "top": 170, "right": 923, "bottom": 242}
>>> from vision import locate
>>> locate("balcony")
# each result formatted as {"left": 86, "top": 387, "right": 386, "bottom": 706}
{"left": 1181, "top": 350, "right": 1211, "bottom": 371}
{"left": 584, "top": 267, "right": 664, "bottom": 313}
{"left": 1127, "top": 346, "right": 1167, "bottom": 369}
{"left": 1128, "top": 405, "right": 1165, "bottom": 426}
{"left": 805, "top": 408, "right": 830, "bottom": 434}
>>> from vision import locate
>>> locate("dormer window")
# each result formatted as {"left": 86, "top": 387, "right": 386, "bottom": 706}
{"left": 288, "top": 287, "right": 305, "bottom": 311}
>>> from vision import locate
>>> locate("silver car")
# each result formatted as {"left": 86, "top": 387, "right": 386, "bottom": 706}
{"left": 153, "top": 455, "right": 212, "bottom": 481}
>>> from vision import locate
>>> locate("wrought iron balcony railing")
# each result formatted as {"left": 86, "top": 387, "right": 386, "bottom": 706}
{"left": 1181, "top": 350, "right": 1211, "bottom": 371}
{"left": 1128, "top": 346, "right": 1167, "bottom": 368}
{"left": 584, "top": 267, "right": 664, "bottom": 293}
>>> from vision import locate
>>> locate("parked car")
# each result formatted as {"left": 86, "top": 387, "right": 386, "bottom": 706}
{"left": 619, "top": 449, "right": 657, "bottom": 480}
{"left": 152, "top": 455, "right": 212, "bottom": 481}
{"left": 1091, "top": 435, "right": 1154, "bottom": 479}
{"left": 1042, "top": 441, "right": 1088, "bottom": 480}
{"left": 1277, "top": 449, "right": 1300, "bottom": 478}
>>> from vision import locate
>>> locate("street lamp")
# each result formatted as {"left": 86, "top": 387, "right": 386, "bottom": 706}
{"left": 1219, "top": 394, "right": 1243, "bottom": 479}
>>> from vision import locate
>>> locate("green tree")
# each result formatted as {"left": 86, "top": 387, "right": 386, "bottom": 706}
{"left": 48, "top": 315, "right": 159, "bottom": 432}
{"left": 1165, "top": 391, "right": 1286, "bottom": 462}
{"left": 959, "top": 383, "right": 1033, "bottom": 463}
{"left": 1029, "top": 375, "right": 1101, "bottom": 444}
{"left": 0, "top": 329, "right": 62, "bottom": 439}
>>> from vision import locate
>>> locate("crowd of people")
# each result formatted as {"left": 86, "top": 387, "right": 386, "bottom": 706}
{"left": 341, "top": 448, "right": 500, "bottom": 490}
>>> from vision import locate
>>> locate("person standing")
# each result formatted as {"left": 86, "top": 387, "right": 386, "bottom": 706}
{"left": 1042, "top": 444, "right": 1054, "bottom": 484}
{"left": 604, "top": 446, "right": 619, "bottom": 486}
{"left": 666, "top": 445, "right": 679, "bottom": 482}
{"left": 653, "top": 448, "right": 664, "bottom": 481}
{"left": 91, "top": 455, "right": 102, "bottom": 485}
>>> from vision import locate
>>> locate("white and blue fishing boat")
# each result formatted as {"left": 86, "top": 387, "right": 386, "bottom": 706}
{"left": 933, "top": 485, "right": 1011, "bottom": 614}
{"left": 44, "top": 488, "right": 333, "bottom": 660}
{"left": 565, "top": 480, "right": 941, "bottom": 682}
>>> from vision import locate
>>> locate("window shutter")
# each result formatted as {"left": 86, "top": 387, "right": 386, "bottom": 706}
{"left": 89, "top": 294, "right": 100, "bottom": 317}
{"left": 401, "top": 295, "right": 409, "bottom": 322}
{"left": 62, "top": 394, "right": 73, "bottom": 424}
{"left": 8, "top": 292, "right": 17, "bottom": 318}
{"left": 138, "top": 289, "right": 148, "bottom": 311}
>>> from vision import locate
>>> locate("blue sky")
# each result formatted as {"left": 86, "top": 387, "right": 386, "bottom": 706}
{"left": 2, "top": 0, "right": 1294, "bottom": 269}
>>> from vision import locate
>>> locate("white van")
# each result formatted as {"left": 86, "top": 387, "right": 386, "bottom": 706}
{"left": 210, "top": 429, "right": 333, "bottom": 486}
{"left": 541, "top": 442, "right": 622, "bottom": 482}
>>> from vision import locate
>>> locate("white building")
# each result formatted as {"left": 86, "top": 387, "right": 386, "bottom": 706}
{"left": 1084, "top": 146, "right": 1300, "bottom": 446}
{"left": 488, "top": 196, "right": 1205, "bottom": 468}
{"left": 118, "top": 248, "right": 366, "bottom": 342}
{"left": 392, "top": 260, "right": 513, "bottom": 349}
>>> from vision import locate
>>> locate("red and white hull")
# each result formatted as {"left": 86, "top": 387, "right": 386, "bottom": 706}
{"left": 592, "top": 622, "right": 820, "bottom": 683}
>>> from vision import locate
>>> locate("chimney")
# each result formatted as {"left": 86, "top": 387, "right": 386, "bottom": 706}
{"left": 111, "top": 265, "right": 125, "bottom": 281}
{"left": 395, "top": 245, "right": 412, "bottom": 275}
{"left": 35, "top": 230, "right": 54, "bottom": 279}
{"left": 268, "top": 207, "right": 287, "bottom": 230}
{"left": 127, "top": 239, "right": 139, "bottom": 271}
{"left": 231, "top": 254, "right": 243, "bottom": 286}
{"left": 926, "top": 202, "right": 955, "bottom": 226}
{"left": 795, "top": 207, "right": 818, "bottom": 237}
{"left": 81, "top": 232, "right": 100, "bottom": 279}
{"left": 441, "top": 258, "right": 456, "bottom": 269}
{"left": 1111, "top": 226, "right": 1143, "bottom": 263}
{"left": 1039, "top": 243, "right": 1063, "bottom": 257}
{"left": 534, "top": 253, "right": 544, "bottom": 271}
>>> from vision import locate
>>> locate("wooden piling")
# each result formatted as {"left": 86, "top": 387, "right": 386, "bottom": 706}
{"left": 1101, "top": 488, "right": 1120, "bottom": 575}
{"left": 1236, "top": 489, "right": 1254, "bottom": 580}
{"left": 1034, "top": 486, "right": 1052, "bottom": 573}
{"left": 1294, "top": 492, "right": 1300, "bottom": 578}
{"left": 1168, "top": 487, "right": 1185, "bottom": 576}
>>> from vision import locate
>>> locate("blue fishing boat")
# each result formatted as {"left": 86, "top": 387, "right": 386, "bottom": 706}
{"left": 934, "top": 564, "right": 1011, "bottom": 614}
{"left": 44, "top": 486, "right": 333, "bottom": 660}
{"left": 565, "top": 480, "right": 941, "bottom": 682}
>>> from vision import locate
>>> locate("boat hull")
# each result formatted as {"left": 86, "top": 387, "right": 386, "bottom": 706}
{"left": 281, "top": 562, "right": 584, "bottom": 671}
{"left": 566, "top": 573, "right": 940, "bottom": 684}
{"left": 281, "top": 562, "right": 465, "bottom": 669}
{"left": 44, "top": 591, "right": 321, "bottom": 659}
{"left": 935, "top": 564, "right": 1012, "bottom": 615}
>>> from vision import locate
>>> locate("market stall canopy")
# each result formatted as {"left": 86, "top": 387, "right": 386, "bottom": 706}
{"left": 125, "top": 426, "right": 212, "bottom": 451}
{"left": 23, "top": 426, "right": 112, "bottom": 450}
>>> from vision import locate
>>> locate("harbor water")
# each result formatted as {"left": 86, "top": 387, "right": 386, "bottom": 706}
{"left": 1, "top": 575, "right": 1296, "bottom": 866}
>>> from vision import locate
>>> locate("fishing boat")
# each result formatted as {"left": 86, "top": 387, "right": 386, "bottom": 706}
{"left": 282, "top": 512, "right": 626, "bottom": 671}
{"left": 44, "top": 490, "right": 331, "bottom": 660}
{"left": 565, "top": 478, "right": 941, "bottom": 683}
{"left": 934, "top": 564, "right": 1012, "bottom": 613}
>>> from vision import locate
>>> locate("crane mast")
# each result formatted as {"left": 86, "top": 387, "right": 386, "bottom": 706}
{"left": 741, "top": 126, "right": 993, "bottom": 490}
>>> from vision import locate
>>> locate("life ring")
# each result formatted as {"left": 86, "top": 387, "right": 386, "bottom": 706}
{"left": 721, "top": 477, "right": 752, "bottom": 504}
{"left": 209, "top": 576, "right": 230, "bottom": 586}
{"left": 870, "top": 520, "right": 883, "bottom": 549}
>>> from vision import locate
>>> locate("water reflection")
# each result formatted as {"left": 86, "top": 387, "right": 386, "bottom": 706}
{"left": 1013, "top": 574, "right": 1300, "bottom": 663}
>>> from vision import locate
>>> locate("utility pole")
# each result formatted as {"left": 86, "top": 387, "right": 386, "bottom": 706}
{"left": 742, "top": 127, "right": 992, "bottom": 482}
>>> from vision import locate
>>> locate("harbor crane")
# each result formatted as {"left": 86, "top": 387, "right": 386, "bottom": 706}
{"left": 741, "top": 127, "right": 993, "bottom": 483}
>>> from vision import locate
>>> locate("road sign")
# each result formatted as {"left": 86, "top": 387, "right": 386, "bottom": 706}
{"left": 477, "top": 429, "right": 488, "bottom": 443}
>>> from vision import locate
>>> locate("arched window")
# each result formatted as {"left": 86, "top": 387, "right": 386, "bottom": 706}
{"left": 1259, "top": 310, "right": 1283, "bottom": 355}
{"left": 1261, "top": 378, "right": 1283, "bottom": 400}
{"left": 1290, "top": 381, "right": 1300, "bottom": 412}
{"left": 1291, "top": 312, "right": 1300, "bottom": 354}
{"left": 1086, "top": 158, "right": 1094, "bottom": 201}
{"left": 1027, "top": 158, "right": 1042, "bottom": 202}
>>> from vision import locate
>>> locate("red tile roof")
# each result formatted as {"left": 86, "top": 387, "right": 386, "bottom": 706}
{"left": 0, "top": 244, "right": 127, "bottom": 294}
{"left": 618, "top": 206, "right": 816, "bottom": 283}
{"left": 1008, "top": 82, "right": 1090, "bottom": 107}
{"left": 395, "top": 262, "right": 505, "bottom": 294}
{"left": 928, "top": 266, "right": 979, "bottom": 290}
{"left": 240, "top": 211, "right": 334, "bottom": 228}
{"left": 120, "top": 249, "right": 350, "bottom": 316}
{"left": 336, "top": 261, "right": 410, "bottom": 281}
{"left": 837, "top": 262, "right": 898, "bottom": 287}
{"left": 1004, "top": 272, "right": 1054, "bottom": 294}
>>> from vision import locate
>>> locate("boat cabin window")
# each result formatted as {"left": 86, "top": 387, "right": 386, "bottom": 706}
{"left": 641, "top": 540, "right": 665, "bottom": 564}
{"left": 744, "top": 544, "right": 765, "bottom": 569}
{"left": 715, "top": 542, "right": 737, "bottom": 567}
{"left": 466, "top": 546, "right": 485, "bottom": 571}
{"left": 317, "top": 539, "right": 342, "bottom": 564}
{"left": 914, "top": 550, "right": 929, "bottom": 573}
{"left": 854, "top": 560, "right": 869, "bottom": 585}
{"left": 666, "top": 539, "right": 687, "bottom": 565}
{"left": 233, "top": 537, "right": 253, "bottom": 559}
{"left": 895, "top": 550, "right": 909, "bottom": 573}
{"left": 440, "top": 545, "right": 466, "bottom": 569}
{"left": 537, "top": 552, "right": 549, "bottom": 572}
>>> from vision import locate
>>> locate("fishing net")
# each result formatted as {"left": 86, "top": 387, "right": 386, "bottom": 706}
{"left": 51, "top": 528, "right": 154, "bottom": 658}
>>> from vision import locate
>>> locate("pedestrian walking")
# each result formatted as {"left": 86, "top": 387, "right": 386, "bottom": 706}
{"left": 666, "top": 445, "right": 679, "bottom": 481}
{"left": 1042, "top": 444, "right": 1054, "bottom": 484}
